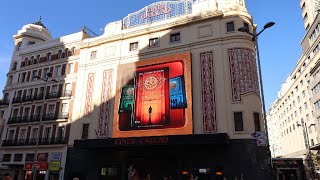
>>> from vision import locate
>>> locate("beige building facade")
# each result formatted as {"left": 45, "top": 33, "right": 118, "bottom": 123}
{"left": 267, "top": 0, "right": 320, "bottom": 178}
{"left": 0, "top": 0, "right": 272, "bottom": 180}
{"left": 0, "top": 22, "right": 89, "bottom": 179}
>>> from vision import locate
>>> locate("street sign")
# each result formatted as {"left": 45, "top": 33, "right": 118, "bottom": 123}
{"left": 251, "top": 131, "right": 267, "bottom": 139}
{"left": 252, "top": 139, "right": 268, "bottom": 146}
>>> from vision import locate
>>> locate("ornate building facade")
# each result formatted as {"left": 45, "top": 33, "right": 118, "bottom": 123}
{"left": 0, "top": 0, "right": 271, "bottom": 180}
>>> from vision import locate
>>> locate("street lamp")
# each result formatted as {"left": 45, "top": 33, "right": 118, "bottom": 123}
{"left": 297, "top": 122, "right": 316, "bottom": 177}
{"left": 238, "top": 21, "right": 275, "bottom": 145}
{"left": 31, "top": 72, "right": 57, "bottom": 180}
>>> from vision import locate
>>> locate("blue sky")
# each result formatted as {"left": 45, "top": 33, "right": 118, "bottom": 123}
{"left": 0, "top": 0, "right": 305, "bottom": 109}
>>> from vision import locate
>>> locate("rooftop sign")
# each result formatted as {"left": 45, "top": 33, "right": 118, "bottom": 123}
{"left": 123, "top": 0, "right": 196, "bottom": 29}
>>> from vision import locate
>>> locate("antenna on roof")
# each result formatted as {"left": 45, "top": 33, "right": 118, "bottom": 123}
{"left": 81, "top": 26, "right": 99, "bottom": 37}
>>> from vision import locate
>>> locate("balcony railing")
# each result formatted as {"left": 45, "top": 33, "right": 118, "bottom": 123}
{"left": 63, "top": 90, "right": 72, "bottom": 97}
{"left": 0, "top": 99, "right": 9, "bottom": 106}
{"left": 33, "top": 94, "right": 44, "bottom": 101}
{"left": 46, "top": 92, "right": 61, "bottom": 99}
{"left": 21, "top": 95, "right": 33, "bottom": 102}
{"left": 2, "top": 137, "right": 67, "bottom": 147}
{"left": 43, "top": 113, "right": 58, "bottom": 121}
{"left": 7, "top": 113, "right": 68, "bottom": 124}
{"left": 7, "top": 117, "right": 22, "bottom": 124}
{"left": 30, "top": 115, "right": 41, "bottom": 122}
{"left": 12, "top": 97, "right": 22, "bottom": 104}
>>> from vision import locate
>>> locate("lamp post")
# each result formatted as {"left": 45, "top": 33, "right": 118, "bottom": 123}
{"left": 32, "top": 72, "right": 57, "bottom": 180}
{"left": 297, "top": 122, "right": 316, "bottom": 177}
{"left": 238, "top": 22, "right": 275, "bottom": 170}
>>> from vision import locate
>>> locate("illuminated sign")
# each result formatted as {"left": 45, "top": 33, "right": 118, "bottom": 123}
{"left": 113, "top": 52, "right": 192, "bottom": 138}
{"left": 123, "top": 0, "right": 195, "bottom": 29}
{"left": 113, "top": 137, "right": 169, "bottom": 145}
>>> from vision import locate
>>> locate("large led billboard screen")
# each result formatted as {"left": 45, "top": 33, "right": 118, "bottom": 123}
{"left": 112, "top": 52, "right": 192, "bottom": 138}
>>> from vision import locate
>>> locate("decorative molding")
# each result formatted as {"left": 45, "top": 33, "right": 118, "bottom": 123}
{"left": 200, "top": 52, "right": 216, "bottom": 133}
{"left": 85, "top": 73, "right": 95, "bottom": 115}
{"left": 98, "top": 70, "right": 113, "bottom": 138}
{"left": 228, "top": 48, "right": 259, "bottom": 102}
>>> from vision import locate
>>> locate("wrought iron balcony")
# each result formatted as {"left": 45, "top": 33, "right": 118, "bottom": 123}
{"left": 43, "top": 113, "right": 58, "bottom": 121}
{"left": 63, "top": 90, "right": 72, "bottom": 97}
{"left": 30, "top": 115, "right": 41, "bottom": 122}
{"left": 2, "top": 137, "right": 67, "bottom": 147}
{"left": 0, "top": 99, "right": 9, "bottom": 106}
{"left": 46, "top": 92, "right": 61, "bottom": 99}
{"left": 33, "top": 94, "right": 44, "bottom": 101}
{"left": 21, "top": 95, "right": 33, "bottom": 102}
{"left": 7, "top": 117, "right": 22, "bottom": 124}
{"left": 12, "top": 97, "right": 22, "bottom": 104}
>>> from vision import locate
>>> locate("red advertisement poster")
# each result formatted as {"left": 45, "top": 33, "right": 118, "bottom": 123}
{"left": 113, "top": 52, "right": 192, "bottom": 138}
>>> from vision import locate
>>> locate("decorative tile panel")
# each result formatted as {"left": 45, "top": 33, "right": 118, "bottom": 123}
{"left": 228, "top": 48, "right": 259, "bottom": 102}
{"left": 200, "top": 52, "right": 216, "bottom": 133}
{"left": 98, "top": 70, "right": 113, "bottom": 138}
{"left": 85, "top": 73, "right": 95, "bottom": 115}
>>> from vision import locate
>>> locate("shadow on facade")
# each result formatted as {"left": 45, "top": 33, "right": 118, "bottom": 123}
{"left": 63, "top": 16, "right": 272, "bottom": 180}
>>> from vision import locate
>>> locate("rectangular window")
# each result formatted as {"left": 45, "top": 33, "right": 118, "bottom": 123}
{"left": 14, "top": 154, "right": 23, "bottom": 162}
{"left": 170, "top": 33, "right": 181, "bottom": 43}
{"left": 32, "top": 70, "right": 37, "bottom": 81}
{"left": 48, "top": 104, "right": 55, "bottom": 114}
{"left": 234, "top": 112, "right": 244, "bottom": 131}
{"left": 304, "top": 102, "right": 308, "bottom": 109}
{"left": 2, "top": 154, "right": 11, "bottom": 162}
{"left": 149, "top": 38, "right": 159, "bottom": 47}
{"left": 21, "top": 72, "right": 26, "bottom": 83}
{"left": 129, "top": 42, "right": 138, "bottom": 51}
{"left": 57, "top": 126, "right": 65, "bottom": 139}
{"left": 226, "top": 22, "right": 235, "bottom": 32}
{"left": 7, "top": 130, "right": 14, "bottom": 140}
{"left": 19, "top": 129, "right": 27, "bottom": 139}
{"left": 67, "top": 63, "right": 74, "bottom": 74}
{"left": 54, "top": 66, "right": 61, "bottom": 77}
{"left": 25, "top": 154, "right": 34, "bottom": 161}
{"left": 82, "top": 124, "right": 89, "bottom": 139}
{"left": 31, "top": 128, "right": 39, "bottom": 139}
{"left": 90, "top": 51, "right": 97, "bottom": 59}
{"left": 254, "top": 113, "right": 261, "bottom": 131}
{"left": 44, "top": 127, "right": 52, "bottom": 140}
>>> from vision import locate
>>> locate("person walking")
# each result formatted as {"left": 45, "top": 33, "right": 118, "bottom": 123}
{"left": 128, "top": 160, "right": 151, "bottom": 180}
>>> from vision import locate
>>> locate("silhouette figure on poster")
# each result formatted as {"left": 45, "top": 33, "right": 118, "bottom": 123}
{"left": 148, "top": 106, "right": 152, "bottom": 125}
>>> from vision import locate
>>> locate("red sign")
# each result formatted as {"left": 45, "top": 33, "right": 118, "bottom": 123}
{"left": 114, "top": 137, "right": 169, "bottom": 145}
{"left": 25, "top": 162, "right": 48, "bottom": 170}
{"left": 37, "top": 153, "right": 48, "bottom": 161}
{"left": 141, "top": 4, "right": 172, "bottom": 19}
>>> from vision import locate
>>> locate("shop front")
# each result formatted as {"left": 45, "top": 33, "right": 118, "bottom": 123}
{"left": 272, "top": 158, "right": 306, "bottom": 180}
{"left": 65, "top": 134, "right": 272, "bottom": 180}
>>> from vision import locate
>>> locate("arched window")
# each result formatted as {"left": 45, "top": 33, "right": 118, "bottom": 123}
{"left": 71, "top": 47, "right": 76, "bottom": 56}
{"left": 58, "top": 50, "right": 62, "bottom": 59}
{"left": 16, "top": 42, "right": 22, "bottom": 51}
{"left": 24, "top": 58, "right": 29, "bottom": 65}
{"left": 65, "top": 48, "right": 69, "bottom": 57}
{"left": 30, "top": 56, "right": 34, "bottom": 65}
{"left": 36, "top": 55, "right": 40, "bottom": 63}
{"left": 46, "top": 52, "right": 52, "bottom": 61}
{"left": 11, "top": 62, "right": 17, "bottom": 71}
